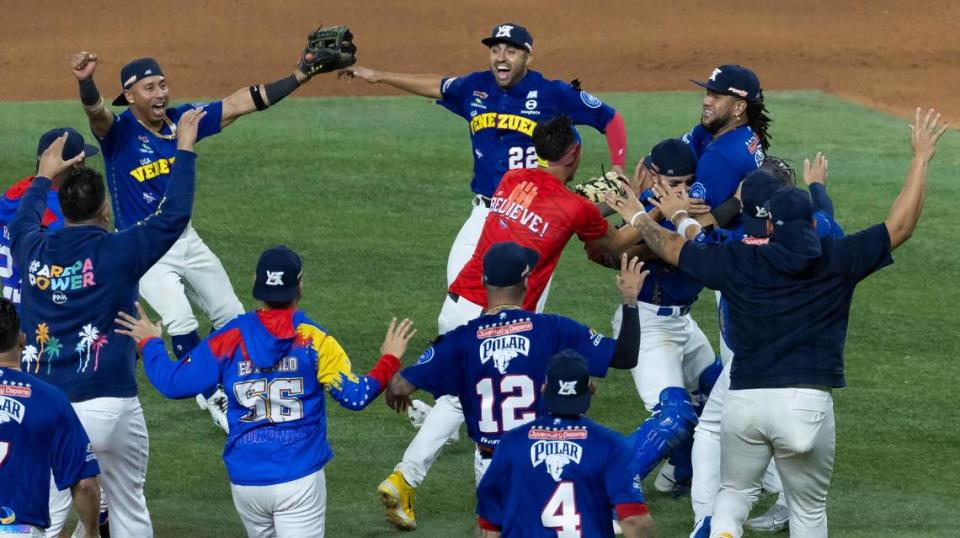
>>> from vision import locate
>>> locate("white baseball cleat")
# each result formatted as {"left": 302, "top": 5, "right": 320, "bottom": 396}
{"left": 744, "top": 502, "right": 789, "bottom": 532}
{"left": 204, "top": 387, "right": 230, "bottom": 434}
{"left": 407, "top": 399, "right": 432, "bottom": 429}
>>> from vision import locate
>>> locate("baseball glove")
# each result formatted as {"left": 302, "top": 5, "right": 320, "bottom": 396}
{"left": 299, "top": 25, "right": 357, "bottom": 76}
{"left": 574, "top": 171, "right": 626, "bottom": 204}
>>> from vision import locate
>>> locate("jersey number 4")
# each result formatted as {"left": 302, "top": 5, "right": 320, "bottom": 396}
{"left": 508, "top": 146, "right": 538, "bottom": 169}
{"left": 476, "top": 375, "right": 535, "bottom": 433}
{"left": 234, "top": 378, "right": 304, "bottom": 423}
{"left": 542, "top": 481, "right": 582, "bottom": 537}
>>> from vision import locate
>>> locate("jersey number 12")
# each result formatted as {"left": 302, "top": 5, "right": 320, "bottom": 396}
{"left": 476, "top": 375, "right": 535, "bottom": 433}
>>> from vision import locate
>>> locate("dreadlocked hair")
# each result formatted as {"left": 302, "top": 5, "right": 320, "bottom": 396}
{"left": 746, "top": 100, "right": 772, "bottom": 151}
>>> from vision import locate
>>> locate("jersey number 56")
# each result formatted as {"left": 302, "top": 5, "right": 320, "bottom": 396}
{"left": 234, "top": 378, "right": 304, "bottom": 423}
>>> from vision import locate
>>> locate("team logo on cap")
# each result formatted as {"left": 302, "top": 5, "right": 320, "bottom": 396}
{"left": 495, "top": 25, "right": 514, "bottom": 38}
{"left": 755, "top": 205, "right": 769, "bottom": 218}
{"left": 531, "top": 440, "right": 583, "bottom": 481}
{"left": 709, "top": 68, "right": 722, "bottom": 81}
{"left": 557, "top": 379, "right": 577, "bottom": 396}
{"left": 265, "top": 271, "right": 284, "bottom": 286}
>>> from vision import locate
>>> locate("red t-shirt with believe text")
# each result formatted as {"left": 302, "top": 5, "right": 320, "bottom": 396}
{"left": 450, "top": 168, "right": 609, "bottom": 310}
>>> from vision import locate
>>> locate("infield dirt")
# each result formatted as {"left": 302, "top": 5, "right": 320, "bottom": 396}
{"left": 2, "top": 1, "right": 957, "bottom": 119}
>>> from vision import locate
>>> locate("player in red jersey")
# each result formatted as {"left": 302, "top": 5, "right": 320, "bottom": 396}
{"left": 443, "top": 114, "right": 639, "bottom": 330}
{"left": 379, "top": 115, "right": 641, "bottom": 529}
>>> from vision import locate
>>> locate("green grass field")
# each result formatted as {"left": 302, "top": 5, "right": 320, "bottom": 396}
{"left": 1, "top": 91, "right": 958, "bottom": 537}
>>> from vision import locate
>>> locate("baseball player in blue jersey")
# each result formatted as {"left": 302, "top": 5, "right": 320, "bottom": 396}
{"left": 114, "top": 246, "right": 417, "bottom": 538}
{"left": 378, "top": 242, "right": 645, "bottom": 530}
{"left": 68, "top": 29, "right": 354, "bottom": 430}
{"left": 476, "top": 351, "right": 656, "bottom": 538}
{"left": 340, "top": 22, "right": 627, "bottom": 304}
{"left": 604, "top": 107, "right": 947, "bottom": 537}
{"left": 0, "top": 129, "right": 98, "bottom": 311}
{"left": 10, "top": 111, "right": 204, "bottom": 537}
{"left": 0, "top": 299, "right": 101, "bottom": 538}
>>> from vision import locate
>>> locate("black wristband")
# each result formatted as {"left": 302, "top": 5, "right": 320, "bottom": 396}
{"left": 610, "top": 304, "right": 641, "bottom": 370}
{"left": 249, "top": 85, "right": 267, "bottom": 111}
{"left": 711, "top": 196, "right": 743, "bottom": 228}
{"left": 78, "top": 77, "right": 101, "bottom": 106}
{"left": 262, "top": 75, "right": 301, "bottom": 108}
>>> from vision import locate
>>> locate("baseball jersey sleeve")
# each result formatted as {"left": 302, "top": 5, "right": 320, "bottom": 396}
{"left": 171, "top": 102, "right": 223, "bottom": 142}
{"left": 141, "top": 336, "right": 224, "bottom": 399}
{"left": 94, "top": 112, "right": 126, "bottom": 157}
{"left": 678, "top": 240, "right": 729, "bottom": 291}
{"left": 556, "top": 83, "right": 616, "bottom": 132}
{"left": 435, "top": 74, "right": 473, "bottom": 119}
{"left": 8, "top": 177, "right": 52, "bottom": 266}
{"left": 399, "top": 333, "right": 464, "bottom": 398}
{"left": 573, "top": 199, "right": 610, "bottom": 242}
{"left": 295, "top": 323, "right": 389, "bottom": 411}
{"left": 50, "top": 401, "right": 100, "bottom": 491}
{"left": 552, "top": 315, "right": 615, "bottom": 378}
{"left": 605, "top": 434, "right": 648, "bottom": 517}
{"left": 839, "top": 223, "right": 893, "bottom": 281}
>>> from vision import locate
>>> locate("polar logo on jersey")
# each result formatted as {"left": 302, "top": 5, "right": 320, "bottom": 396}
{"left": 416, "top": 346, "right": 435, "bottom": 365}
{"left": 580, "top": 91, "right": 602, "bottom": 109}
{"left": 531, "top": 440, "right": 582, "bottom": 481}
{"left": 709, "top": 68, "right": 722, "bottom": 81}
{"left": 479, "top": 335, "right": 530, "bottom": 374}
{"left": 495, "top": 25, "right": 514, "bottom": 38}
{"left": 689, "top": 182, "right": 707, "bottom": 200}
{"left": 441, "top": 77, "right": 458, "bottom": 95}
{"left": 265, "top": 271, "right": 284, "bottom": 286}
{"left": 0, "top": 396, "right": 25, "bottom": 424}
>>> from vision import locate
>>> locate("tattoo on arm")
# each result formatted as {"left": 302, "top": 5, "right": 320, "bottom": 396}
{"left": 633, "top": 216, "right": 685, "bottom": 266}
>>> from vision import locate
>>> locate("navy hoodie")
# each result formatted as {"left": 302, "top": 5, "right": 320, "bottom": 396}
{"left": 10, "top": 151, "right": 195, "bottom": 401}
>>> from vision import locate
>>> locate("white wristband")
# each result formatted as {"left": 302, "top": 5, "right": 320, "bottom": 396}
{"left": 670, "top": 209, "right": 689, "bottom": 224}
{"left": 677, "top": 217, "right": 701, "bottom": 238}
{"left": 629, "top": 210, "right": 646, "bottom": 227}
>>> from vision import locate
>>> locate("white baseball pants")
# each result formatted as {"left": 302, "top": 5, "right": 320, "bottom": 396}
{"left": 690, "top": 360, "right": 785, "bottom": 526}
{"left": 231, "top": 468, "right": 326, "bottom": 538}
{"left": 710, "top": 387, "right": 835, "bottom": 538}
{"left": 611, "top": 302, "right": 716, "bottom": 411}
{"left": 47, "top": 397, "right": 151, "bottom": 538}
{"left": 139, "top": 224, "right": 245, "bottom": 337}
{"left": 474, "top": 449, "right": 493, "bottom": 485}
{"left": 445, "top": 197, "right": 490, "bottom": 286}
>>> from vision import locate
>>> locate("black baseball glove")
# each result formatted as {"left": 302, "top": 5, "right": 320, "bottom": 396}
{"left": 299, "top": 25, "right": 357, "bottom": 76}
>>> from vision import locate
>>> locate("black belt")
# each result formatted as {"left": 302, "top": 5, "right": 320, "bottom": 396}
{"left": 448, "top": 292, "right": 460, "bottom": 302}
{"left": 478, "top": 444, "right": 495, "bottom": 460}
{"left": 475, "top": 195, "right": 492, "bottom": 208}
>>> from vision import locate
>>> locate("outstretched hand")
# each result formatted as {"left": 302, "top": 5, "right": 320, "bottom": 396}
{"left": 649, "top": 184, "right": 691, "bottom": 222}
{"left": 911, "top": 107, "right": 948, "bottom": 162}
{"left": 381, "top": 317, "right": 416, "bottom": 358}
{"left": 616, "top": 254, "right": 648, "bottom": 304}
{"left": 338, "top": 66, "right": 380, "bottom": 83}
{"left": 803, "top": 152, "right": 829, "bottom": 186}
{"left": 114, "top": 302, "right": 163, "bottom": 344}
{"left": 70, "top": 51, "right": 99, "bottom": 80}
{"left": 37, "top": 133, "right": 85, "bottom": 179}
{"left": 176, "top": 108, "right": 207, "bottom": 151}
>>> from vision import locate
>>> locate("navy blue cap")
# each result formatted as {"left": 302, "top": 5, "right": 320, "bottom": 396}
{"left": 765, "top": 187, "right": 821, "bottom": 256}
{"left": 692, "top": 64, "right": 762, "bottom": 102}
{"left": 543, "top": 350, "right": 591, "bottom": 416}
{"left": 252, "top": 246, "right": 302, "bottom": 302}
{"left": 36, "top": 127, "right": 99, "bottom": 162}
{"left": 739, "top": 170, "right": 781, "bottom": 237}
{"left": 483, "top": 241, "right": 539, "bottom": 287}
{"left": 112, "top": 58, "right": 165, "bottom": 106}
{"left": 481, "top": 23, "right": 533, "bottom": 53}
{"left": 642, "top": 138, "right": 696, "bottom": 177}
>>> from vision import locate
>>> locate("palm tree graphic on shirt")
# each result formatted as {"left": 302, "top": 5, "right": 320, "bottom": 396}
{"left": 45, "top": 336, "right": 62, "bottom": 375}
{"left": 92, "top": 334, "right": 108, "bottom": 372}
{"left": 77, "top": 324, "right": 100, "bottom": 373}
{"left": 35, "top": 323, "right": 50, "bottom": 374}
{"left": 21, "top": 344, "right": 38, "bottom": 373}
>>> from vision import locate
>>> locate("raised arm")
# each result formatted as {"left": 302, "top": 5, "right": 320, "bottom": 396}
{"left": 886, "top": 108, "right": 948, "bottom": 250}
{"left": 220, "top": 70, "right": 311, "bottom": 129}
{"left": 339, "top": 66, "right": 443, "bottom": 99}
{"left": 71, "top": 51, "right": 114, "bottom": 138}
{"left": 605, "top": 185, "right": 687, "bottom": 266}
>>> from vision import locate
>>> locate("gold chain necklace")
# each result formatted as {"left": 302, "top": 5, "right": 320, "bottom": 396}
{"left": 485, "top": 304, "right": 522, "bottom": 315}
{"left": 136, "top": 115, "right": 178, "bottom": 141}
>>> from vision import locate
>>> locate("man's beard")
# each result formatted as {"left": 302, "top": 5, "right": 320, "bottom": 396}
{"left": 702, "top": 111, "right": 732, "bottom": 134}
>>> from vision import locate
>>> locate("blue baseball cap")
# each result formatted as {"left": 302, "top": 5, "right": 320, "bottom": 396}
{"left": 483, "top": 241, "right": 539, "bottom": 287}
{"left": 252, "top": 246, "right": 302, "bottom": 303}
{"left": 739, "top": 170, "right": 781, "bottom": 237}
{"left": 36, "top": 127, "right": 99, "bottom": 161}
{"left": 765, "top": 187, "right": 821, "bottom": 256}
{"left": 543, "top": 350, "right": 591, "bottom": 416}
{"left": 481, "top": 23, "right": 533, "bottom": 53}
{"left": 112, "top": 57, "right": 165, "bottom": 106}
{"left": 692, "top": 64, "right": 763, "bottom": 102}
{"left": 643, "top": 138, "right": 696, "bottom": 177}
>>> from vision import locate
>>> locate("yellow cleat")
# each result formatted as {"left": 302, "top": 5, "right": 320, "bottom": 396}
{"left": 378, "top": 471, "right": 417, "bottom": 530}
